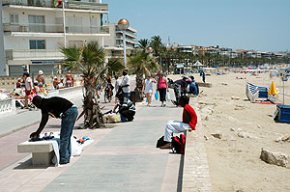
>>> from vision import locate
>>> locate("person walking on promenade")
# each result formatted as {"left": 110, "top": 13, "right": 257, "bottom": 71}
{"left": 119, "top": 69, "right": 130, "bottom": 103}
{"left": 159, "top": 95, "right": 197, "bottom": 149}
{"left": 143, "top": 75, "right": 156, "bottom": 106}
{"left": 65, "top": 71, "right": 74, "bottom": 87}
{"left": 104, "top": 76, "right": 114, "bottom": 103}
{"left": 157, "top": 72, "right": 168, "bottom": 107}
{"left": 114, "top": 75, "right": 122, "bottom": 104}
{"left": 30, "top": 95, "right": 78, "bottom": 165}
{"left": 23, "top": 72, "right": 33, "bottom": 109}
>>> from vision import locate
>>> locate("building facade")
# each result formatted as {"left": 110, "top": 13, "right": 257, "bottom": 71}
{"left": 0, "top": 0, "right": 109, "bottom": 76}
{"left": 103, "top": 23, "right": 137, "bottom": 60}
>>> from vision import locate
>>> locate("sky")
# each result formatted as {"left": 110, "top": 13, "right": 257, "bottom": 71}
{"left": 102, "top": 0, "right": 290, "bottom": 52}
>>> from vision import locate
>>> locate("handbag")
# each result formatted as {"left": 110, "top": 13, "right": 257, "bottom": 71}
{"left": 154, "top": 91, "right": 159, "bottom": 100}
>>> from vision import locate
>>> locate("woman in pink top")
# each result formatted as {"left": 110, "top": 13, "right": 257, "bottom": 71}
{"left": 157, "top": 73, "right": 167, "bottom": 107}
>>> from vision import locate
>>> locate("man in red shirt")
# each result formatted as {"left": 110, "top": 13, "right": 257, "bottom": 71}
{"left": 160, "top": 95, "right": 197, "bottom": 149}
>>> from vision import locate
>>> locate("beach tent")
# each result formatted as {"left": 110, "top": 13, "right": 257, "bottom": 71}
{"left": 192, "top": 61, "right": 203, "bottom": 72}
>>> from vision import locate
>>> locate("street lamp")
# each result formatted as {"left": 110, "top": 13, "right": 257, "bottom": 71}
{"left": 117, "top": 18, "right": 129, "bottom": 67}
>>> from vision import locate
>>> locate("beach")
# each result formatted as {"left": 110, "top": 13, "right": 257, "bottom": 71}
{"left": 196, "top": 72, "right": 290, "bottom": 191}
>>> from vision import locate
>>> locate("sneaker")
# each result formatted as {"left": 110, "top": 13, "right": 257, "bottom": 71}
{"left": 59, "top": 161, "right": 70, "bottom": 165}
{"left": 159, "top": 142, "right": 171, "bottom": 149}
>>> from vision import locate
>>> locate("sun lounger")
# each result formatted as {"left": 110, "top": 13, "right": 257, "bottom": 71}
{"left": 246, "top": 82, "right": 268, "bottom": 103}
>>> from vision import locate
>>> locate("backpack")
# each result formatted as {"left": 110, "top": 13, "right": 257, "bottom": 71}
{"left": 171, "top": 134, "right": 186, "bottom": 154}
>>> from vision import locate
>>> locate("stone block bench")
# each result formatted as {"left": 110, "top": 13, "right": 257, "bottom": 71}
{"left": 181, "top": 103, "right": 212, "bottom": 192}
{"left": 17, "top": 141, "right": 55, "bottom": 166}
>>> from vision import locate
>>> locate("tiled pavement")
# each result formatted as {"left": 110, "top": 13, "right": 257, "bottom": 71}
{"left": 0, "top": 88, "right": 212, "bottom": 192}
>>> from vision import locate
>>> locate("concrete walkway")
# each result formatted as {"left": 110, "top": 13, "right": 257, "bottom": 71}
{"left": 0, "top": 87, "right": 211, "bottom": 192}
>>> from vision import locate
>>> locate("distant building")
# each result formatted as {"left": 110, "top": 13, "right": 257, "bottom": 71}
{"left": 177, "top": 45, "right": 192, "bottom": 53}
{"left": 103, "top": 23, "right": 137, "bottom": 60}
{"left": 0, "top": 0, "right": 109, "bottom": 76}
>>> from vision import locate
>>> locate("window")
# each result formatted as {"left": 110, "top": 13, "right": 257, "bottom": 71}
{"left": 28, "top": 15, "right": 45, "bottom": 32}
{"left": 10, "top": 14, "right": 19, "bottom": 24}
{"left": 30, "top": 40, "right": 46, "bottom": 49}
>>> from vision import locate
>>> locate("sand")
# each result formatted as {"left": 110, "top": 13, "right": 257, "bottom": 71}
{"left": 195, "top": 72, "right": 290, "bottom": 192}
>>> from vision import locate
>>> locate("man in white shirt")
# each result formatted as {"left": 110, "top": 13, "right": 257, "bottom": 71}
{"left": 120, "top": 69, "right": 130, "bottom": 102}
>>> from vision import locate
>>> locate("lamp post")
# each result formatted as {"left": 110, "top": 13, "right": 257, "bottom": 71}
{"left": 62, "top": 0, "right": 68, "bottom": 48}
{"left": 117, "top": 18, "right": 129, "bottom": 67}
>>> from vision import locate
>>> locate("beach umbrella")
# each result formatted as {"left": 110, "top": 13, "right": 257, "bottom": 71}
{"left": 268, "top": 81, "right": 278, "bottom": 96}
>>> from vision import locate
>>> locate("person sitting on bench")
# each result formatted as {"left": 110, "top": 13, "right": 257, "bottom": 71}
{"left": 159, "top": 95, "right": 197, "bottom": 149}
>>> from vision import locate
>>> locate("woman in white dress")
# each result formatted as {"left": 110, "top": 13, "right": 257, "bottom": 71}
{"left": 143, "top": 75, "right": 156, "bottom": 106}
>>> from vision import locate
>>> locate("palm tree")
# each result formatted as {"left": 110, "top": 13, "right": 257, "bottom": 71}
{"left": 150, "top": 35, "right": 164, "bottom": 56}
{"left": 107, "top": 58, "right": 125, "bottom": 78}
{"left": 128, "top": 50, "right": 160, "bottom": 102}
{"left": 61, "top": 41, "right": 106, "bottom": 129}
{"left": 138, "top": 39, "right": 150, "bottom": 53}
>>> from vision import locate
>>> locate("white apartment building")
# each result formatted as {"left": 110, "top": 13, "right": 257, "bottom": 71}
{"left": 0, "top": 0, "right": 109, "bottom": 76}
{"left": 103, "top": 23, "right": 137, "bottom": 60}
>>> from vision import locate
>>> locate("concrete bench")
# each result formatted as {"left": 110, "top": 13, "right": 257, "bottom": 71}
{"left": 181, "top": 103, "right": 212, "bottom": 191}
{"left": 17, "top": 141, "right": 54, "bottom": 166}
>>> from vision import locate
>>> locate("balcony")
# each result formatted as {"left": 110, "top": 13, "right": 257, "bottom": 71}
{"left": 67, "top": 1, "right": 108, "bottom": 12}
{"left": 4, "top": 23, "right": 64, "bottom": 33}
{"left": 3, "top": 23, "right": 109, "bottom": 35}
{"left": 2, "top": 0, "right": 108, "bottom": 12}
{"left": 66, "top": 25, "right": 109, "bottom": 34}
{"left": 5, "top": 49, "right": 64, "bottom": 60}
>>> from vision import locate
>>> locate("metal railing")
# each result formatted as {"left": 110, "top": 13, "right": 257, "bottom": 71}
{"left": 3, "top": 0, "right": 108, "bottom": 12}
{"left": 0, "top": 99, "right": 15, "bottom": 114}
{"left": 5, "top": 49, "right": 65, "bottom": 60}
{"left": 3, "top": 23, "right": 109, "bottom": 34}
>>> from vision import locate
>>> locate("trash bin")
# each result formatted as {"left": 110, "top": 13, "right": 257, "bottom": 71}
{"left": 130, "top": 91, "right": 136, "bottom": 104}
{"left": 274, "top": 104, "right": 290, "bottom": 123}
{"left": 130, "top": 90, "right": 143, "bottom": 104}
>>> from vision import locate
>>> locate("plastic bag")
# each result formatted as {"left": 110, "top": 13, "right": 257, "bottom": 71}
{"left": 155, "top": 91, "right": 159, "bottom": 100}
{"left": 166, "top": 92, "right": 171, "bottom": 100}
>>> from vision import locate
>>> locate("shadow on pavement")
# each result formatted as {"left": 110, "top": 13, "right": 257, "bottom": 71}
{"left": 13, "top": 158, "right": 49, "bottom": 170}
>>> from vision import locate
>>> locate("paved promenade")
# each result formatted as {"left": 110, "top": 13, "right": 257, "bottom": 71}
{"left": 0, "top": 87, "right": 211, "bottom": 192}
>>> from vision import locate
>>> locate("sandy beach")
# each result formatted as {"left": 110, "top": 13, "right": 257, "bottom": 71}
{"left": 194, "top": 71, "right": 290, "bottom": 191}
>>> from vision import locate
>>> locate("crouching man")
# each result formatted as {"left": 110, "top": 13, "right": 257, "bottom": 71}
{"left": 160, "top": 95, "right": 197, "bottom": 149}
{"left": 30, "top": 95, "right": 78, "bottom": 164}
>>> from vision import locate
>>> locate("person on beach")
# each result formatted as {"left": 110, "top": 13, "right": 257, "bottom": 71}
{"left": 159, "top": 95, "right": 197, "bottom": 149}
{"left": 30, "top": 95, "right": 78, "bottom": 165}
{"left": 157, "top": 72, "right": 168, "bottom": 107}
{"left": 200, "top": 69, "right": 206, "bottom": 83}
{"left": 143, "top": 75, "right": 156, "bottom": 106}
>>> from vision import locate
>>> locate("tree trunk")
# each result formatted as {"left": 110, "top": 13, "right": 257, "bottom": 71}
{"left": 134, "top": 74, "right": 144, "bottom": 102}
{"left": 83, "top": 77, "right": 104, "bottom": 128}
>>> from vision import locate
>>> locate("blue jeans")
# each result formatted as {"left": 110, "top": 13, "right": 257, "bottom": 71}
{"left": 123, "top": 92, "right": 130, "bottom": 103}
{"left": 60, "top": 106, "right": 78, "bottom": 163}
